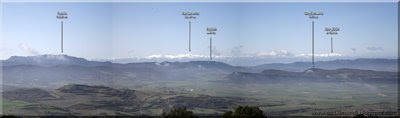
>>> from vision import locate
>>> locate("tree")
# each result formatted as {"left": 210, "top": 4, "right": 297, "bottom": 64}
{"left": 1, "top": 115, "right": 18, "bottom": 118}
{"left": 223, "top": 111, "right": 233, "bottom": 118}
{"left": 223, "top": 106, "right": 266, "bottom": 118}
{"left": 162, "top": 107, "right": 196, "bottom": 118}
{"left": 353, "top": 114, "right": 367, "bottom": 118}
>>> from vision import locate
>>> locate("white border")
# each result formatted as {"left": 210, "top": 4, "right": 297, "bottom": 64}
{"left": 0, "top": 0, "right": 3, "bottom": 114}
{"left": 1, "top": 0, "right": 399, "bottom": 3}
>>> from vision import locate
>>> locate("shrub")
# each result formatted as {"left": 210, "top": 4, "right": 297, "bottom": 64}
{"left": 162, "top": 107, "right": 195, "bottom": 118}
{"left": 223, "top": 106, "right": 266, "bottom": 118}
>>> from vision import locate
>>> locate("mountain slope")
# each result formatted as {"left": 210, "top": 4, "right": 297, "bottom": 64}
{"left": 227, "top": 68, "right": 398, "bottom": 84}
{"left": 252, "top": 58, "right": 398, "bottom": 72}
{"left": 2, "top": 55, "right": 397, "bottom": 89}
{"left": 2, "top": 54, "right": 112, "bottom": 67}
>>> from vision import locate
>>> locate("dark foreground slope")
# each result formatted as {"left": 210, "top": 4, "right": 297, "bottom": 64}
{"left": 2, "top": 84, "right": 247, "bottom": 116}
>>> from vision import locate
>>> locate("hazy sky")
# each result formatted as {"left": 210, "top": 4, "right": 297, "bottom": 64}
{"left": 1, "top": 2, "right": 398, "bottom": 60}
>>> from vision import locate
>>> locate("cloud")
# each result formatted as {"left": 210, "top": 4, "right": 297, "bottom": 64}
{"left": 210, "top": 46, "right": 221, "bottom": 56}
{"left": 146, "top": 53, "right": 208, "bottom": 59}
{"left": 18, "top": 43, "right": 39, "bottom": 55}
{"left": 0, "top": 48, "right": 14, "bottom": 59}
{"left": 231, "top": 45, "right": 243, "bottom": 57}
{"left": 350, "top": 48, "right": 357, "bottom": 52}
{"left": 256, "top": 50, "right": 294, "bottom": 57}
{"left": 127, "top": 50, "right": 135, "bottom": 57}
{"left": 128, "top": 50, "right": 135, "bottom": 54}
{"left": 366, "top": 46, "right": 384, "bottom": 52}
{"left": 296, "top": 52, "right": 343, "bottom": 58}
{"left": 136, "top": 49, "right": 344, "bottom": 61}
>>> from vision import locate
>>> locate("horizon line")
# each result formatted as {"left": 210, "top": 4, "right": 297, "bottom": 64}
{"left": 2, "top": 0, "right": 399, "bottom": 3}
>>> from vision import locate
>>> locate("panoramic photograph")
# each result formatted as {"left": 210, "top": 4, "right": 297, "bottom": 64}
{"left": 0, "top": 0, "right": 398, "bottom": 117}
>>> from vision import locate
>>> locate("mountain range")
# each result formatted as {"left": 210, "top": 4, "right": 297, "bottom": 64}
{"left": 2, "top": 55, "right": 397, "bottom": 71}
{"left": 1, "top": 54, "right": 398, "bottom": 116}
{"left": 1, "top": 54, "right": 398, "bottom": 89}
{"left": 227, "top": 68, "right": 398, "bottom": 84}
{"left": 2, "top": 54, "right": 112, "bottom": 67}
{"left": 253, "top": 58, "right": 398, "bottom": 72}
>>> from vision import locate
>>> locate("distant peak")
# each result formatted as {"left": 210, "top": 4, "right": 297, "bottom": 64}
{"left": 7, "top": 54, "right": 87, "bottom": 62}
{"left": 8, "top": 54, "right": 74, "bottom": 60}
{"left": 4, "top": 54, "right": 110, "bottom": 67}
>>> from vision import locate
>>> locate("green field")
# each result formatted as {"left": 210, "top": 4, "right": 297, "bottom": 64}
{"left": 124, "top": 79, "right": 398, "bottom": 116}
{"left": 1, "top": 78, "right": 397, "bottom": 116}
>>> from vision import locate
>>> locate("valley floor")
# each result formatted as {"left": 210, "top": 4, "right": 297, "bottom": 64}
{"left": 1, "top": 80, "right": 398, "bottom": 116}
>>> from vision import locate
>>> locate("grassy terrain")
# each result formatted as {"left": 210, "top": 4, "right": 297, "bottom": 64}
{"left": 2, "top": 98, "right": 32, "bottom": 114}
{"left": 124, "top": 79, "right": 398, "bottom": 116}
{"left": 1, "top": 78, "right": 397, "bottom": 116}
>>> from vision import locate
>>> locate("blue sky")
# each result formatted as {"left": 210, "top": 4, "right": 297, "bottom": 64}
{"left": 1, "top": 2, "right": 398, "bottom": 60}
